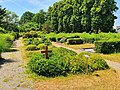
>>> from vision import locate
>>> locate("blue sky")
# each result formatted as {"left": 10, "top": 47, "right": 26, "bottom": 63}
{"left": 0, "top": 0, "right": 120, "bottom": 27}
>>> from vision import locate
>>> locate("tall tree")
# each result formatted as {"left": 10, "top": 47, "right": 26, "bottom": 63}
{"left": 48, "top": 0, "right": 118, "bottom": 33}
{"left": 20, "top": 11, "right": 34, "bottom": 25}
{"left": 3, "top": 10, "right": 19, "bottom": 32}
{"left": 0, "top": 5, "right": 6, "bottom": 27}
{"left": 32, "top": 10, "right": 46, "bottom": 24}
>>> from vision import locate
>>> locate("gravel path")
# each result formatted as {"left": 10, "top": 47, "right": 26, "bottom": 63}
{"left": 0, "top": 38, "right": 33, "bottom": 90}
{"left": 52, "top": 42, "right": 120, "bottom": 70}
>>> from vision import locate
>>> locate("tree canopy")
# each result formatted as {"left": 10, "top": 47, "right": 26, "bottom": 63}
{"left": 47, "top": 0, "right": 118, "bottom": 33}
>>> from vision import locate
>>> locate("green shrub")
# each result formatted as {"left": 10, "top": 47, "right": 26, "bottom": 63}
{"left": 0, "top": 27, "right": 5, "bottom": 33}
{"left": 0, "top": 34, "right": 14, "bottom": 53}
{"left": 67, "top": 38, "right": 83, "bottom": 45}
{"left": 71, "top": 52, "right": 109, "bottom": 73}
{"left": 26, "top": 45, "right": 37, "bottom": 51}
{"left": 37, "top": 44, "right": 45, "bottom": 50}
{"left": 22, "top": 31, "right": 38, "bottom": 38}
{"left": 88, "top": 54, "right": 109, "bottom": 71}
{"left": 95, "top": 39, "right": 120, "bottom": 54}
{"left": 27, "top": 52, "right": 70, "bottom": 77}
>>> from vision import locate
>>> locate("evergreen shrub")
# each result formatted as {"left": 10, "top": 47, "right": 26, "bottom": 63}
{"left": 67, "top": 38, "right": 83, "bottom": 44}
{"left": 95, "top": 39, "right": 120, "bottom": 54}
{"left": 26, "top": 45, "right": 37, "bottom": 51}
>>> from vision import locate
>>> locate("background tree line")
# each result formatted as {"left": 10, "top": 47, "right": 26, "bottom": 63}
{"left": 0, "top": 0, "right": 118, "bottom": 34}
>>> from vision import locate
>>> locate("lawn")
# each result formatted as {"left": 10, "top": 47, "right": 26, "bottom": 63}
{"left": 34, "top": 69, "right": 120, "bottom": 90}
{"left": 101, "top": 53, "right": 120, "bottom": 63}
{"left": 67, "top": 43, "right": 95, "bottom": 50}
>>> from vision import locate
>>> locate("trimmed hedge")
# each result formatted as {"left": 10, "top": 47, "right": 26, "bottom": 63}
{"left": 95, "top": 39, "right": 120, "bottom": 54}
{"left": 26, "top": 45, "right": 37, "bottom": 51}
{"left": 67, "top": 38, "right": 83, "bottom": 45}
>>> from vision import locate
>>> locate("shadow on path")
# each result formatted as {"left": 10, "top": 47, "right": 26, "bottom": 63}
{"left": 0, "top": 58, "right": 16, "bottom": 68}
{"left": 3, "top": 48, "right": 19, "bottom": 52}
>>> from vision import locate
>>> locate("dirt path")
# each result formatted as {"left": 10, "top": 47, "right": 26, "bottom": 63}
{"left": 0, "top": 38, "right": 33, "bottom": 90}
{"left": 52, "top": 42, "right": 120, "bottom": 70}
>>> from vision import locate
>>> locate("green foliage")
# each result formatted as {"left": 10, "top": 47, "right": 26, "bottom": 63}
{"left": 0, "top": 27, "right": 5, "bottom": 33}
{"left": 88, "top": 54, "right": 109, "bottom": 71}
{"left": 0, "top": 34, "right": 14, "bottom": 52}
{"left": 95, "top": 39, "right": 120, "bottom": 54}
{"left": 71, "top": 52, "right": 109, "bottom": 74}
{"left": 20, "top": 11, "right": 34, "bottom": 25}
{"left": 23, "top": 37, "right": 42, "bottom": 46}
{"left": 26, "top": 45, "right": 37, "bottom": 51}
{"left": 48, "top": 0, "right": 118, "bottom": 33}
{"left": 27, "top": 48, "right": 108, "bottom": 77}
{"left": 0, "top": 5, "right": 6, "bottom": 27}
{"left": 20, "top": 22, "right": 39, "bottom": 32}
{"left": 37, "top": 44, "right": 45, "bottom": 50}
{"left": 27, "top": 52, "right": 70, "bottom": 77}
{"left": 32, "top": 10, "right": 46, "bottom": 25}
{"left": 67, "top": 38, "right": 83, "bottom": 45}
{"left": 3, "top": 10, "right": 19, "bottom": 32}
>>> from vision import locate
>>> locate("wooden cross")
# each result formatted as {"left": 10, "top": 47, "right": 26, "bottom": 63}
{"left": 41, "top": 46, "right": 52, "bottom": 59}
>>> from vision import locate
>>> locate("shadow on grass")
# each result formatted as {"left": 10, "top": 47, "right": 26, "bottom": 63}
{"left": 0, "top": 58, "right": 16, "bottom": 68}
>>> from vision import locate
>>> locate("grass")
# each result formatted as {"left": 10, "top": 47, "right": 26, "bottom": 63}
{"left": 101, "top": 53, "right": 120, "bottom": 63}
{"left": 67, "top": 43, "right": 95, "bottom": 50}
{"left": 34, "top": 69, "right": 120, "bottom": 90}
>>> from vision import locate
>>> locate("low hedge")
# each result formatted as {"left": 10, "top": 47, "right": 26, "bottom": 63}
{"left": 26, "top": 45, "right": 37, "bottom": 51}
{"left": 95, "top": 39, "right": 120, "bottom": 54}
{"left": 67, "top": 38, "right": 83, "bottom": 45}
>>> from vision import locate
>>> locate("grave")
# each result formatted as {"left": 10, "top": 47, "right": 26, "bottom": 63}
{"left": 41, "top": 46, "right": 52, "bottom": 59}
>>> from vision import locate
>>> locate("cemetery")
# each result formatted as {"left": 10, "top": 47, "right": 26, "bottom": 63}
{"left": 0, "top": 0, "right": 120, "bottom": 89}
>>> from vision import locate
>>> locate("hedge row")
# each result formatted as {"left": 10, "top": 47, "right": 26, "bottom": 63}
{"left": 67, "top": 38, "right": 83, "bottom": 45}
{"left": 95, "top": 39, "right": 120, "bottom": 54}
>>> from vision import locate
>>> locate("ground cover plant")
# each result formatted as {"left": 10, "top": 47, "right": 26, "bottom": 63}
{"left": 27, "top": 47, "right": 109, "bottom": 77}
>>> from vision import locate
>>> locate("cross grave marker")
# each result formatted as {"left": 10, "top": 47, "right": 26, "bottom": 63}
{"left": 41, "top": 46, "right": 52, "bottom": 59}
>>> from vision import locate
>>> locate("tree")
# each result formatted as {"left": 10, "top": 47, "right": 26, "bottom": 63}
{"left": 3, "top": 10, "right": 19, "bottom": 32}
{"left": 42, "top": 21, "right": 52, "bottom": 33}
{"left": 19, "top": 22, "right": 39, "bottom": 32}
{"left": 0, "top": 5, "right": 6, "bottom": 27}
{"left": 32, "top": 10, "right": 46, "bottom": 24}
{"left": 48, "top": 0, "right": 118, "bottom": 33}
{"left": 20, "top": 11, "right": 34, "bottom": 25}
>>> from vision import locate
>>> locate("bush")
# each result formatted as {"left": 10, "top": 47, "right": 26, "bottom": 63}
{"left": 95, "top": 39, "right": 120, "bottom": 54}
{"left": 0, "top": 34, "right": 14, "bottom": 54}
{"left": 71, "top": 52, "right": 109, "bottom": 73}
{"left": 37, "top": 44, "right": 45, "bottom": 50}
{"left": 27, "top": 52, "right": 70, "bottom": 77}
{"left": 26, "top": 45, "right": 37, "bottom": 51}
{"left": 67, "top": 38, "right": 83, "bottom": 45}
{"left": 88, "top": 54, "right": 109, "bottom": 71}
{"left": 22, "top": 31, "right": 38, "bottom": 38}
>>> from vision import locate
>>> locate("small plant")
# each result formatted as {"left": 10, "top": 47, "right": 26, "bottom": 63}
{"left": 37, "top": 44, "right": 45, "bottom": 50}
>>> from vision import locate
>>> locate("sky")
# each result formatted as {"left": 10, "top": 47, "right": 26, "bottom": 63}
{"left": 0, "top": 0, "right": 120, "bottom": 27}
